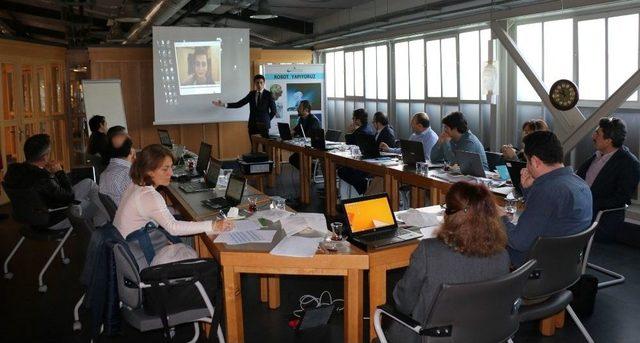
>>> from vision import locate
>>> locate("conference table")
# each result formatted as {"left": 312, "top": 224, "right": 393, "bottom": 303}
{"left": 163, "top": 181, "right": 369, "bottom": 343}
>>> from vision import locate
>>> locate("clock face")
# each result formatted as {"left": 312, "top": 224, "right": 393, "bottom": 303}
{"left": 549, "top": 79, "right": 579, "bottom": 111}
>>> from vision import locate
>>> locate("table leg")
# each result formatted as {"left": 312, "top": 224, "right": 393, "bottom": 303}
{"left": 223, "top": 267, "right": 244, "bottom": 343}
{"left": 299, "top": 154, "right": 311, "bottom": 204}
{"left": 384, "top": 174, "right": 399, "bottom": 211}
{"left": 345, "top": 269, "right": 364, "bottom": 343}
{"left": 275, "top": 148, "right": 282, "bottom": 175}
{"left": 260, "top": 277, "right": 268, "bottom": 303}
{"left": 410, "top": 186, "right": 426, "bottom": 208}
{"left": 267, "top": 146, "right": 276, "bottom": 188}
{"left": 267, "top": 276, "right": 281, "bottom": 309}
{"left": 368, "top": 267, "right": 387, "bottom": 342}
{"left": 324, "top": 156, "right": 338, "bottom": 217}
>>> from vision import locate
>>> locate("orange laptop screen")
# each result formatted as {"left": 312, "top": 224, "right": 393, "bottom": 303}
{"left": 343, "top": 196, "right": 396, "bottom": 233}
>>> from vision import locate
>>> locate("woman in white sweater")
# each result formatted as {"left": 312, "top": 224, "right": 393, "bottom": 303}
{"left": 114, "top": 144, "right": 228, "bottom": 239}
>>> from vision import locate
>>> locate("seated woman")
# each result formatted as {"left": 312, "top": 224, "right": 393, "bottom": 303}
{"left": 501, "top": 119, "right": 548, "bottom": 161}
{"left": 385, "top": 182, "right": 510, "bottom": 343}
{"left": 114, "top": 144, "right": 229, "bottom": 265}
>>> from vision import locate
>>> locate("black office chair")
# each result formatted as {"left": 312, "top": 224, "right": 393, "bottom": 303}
{"left": 2, "top": 181, "right": 90, "bottom": 293}
{"left": 584, "top": 207, "right": 627, "bottom": 288}
{"left": 374, "top": 260, "right": 537, "bottom": 343}
{"left": 485, "top": 151, "right": 505, "bottom": 171}
{"left": 98, "top": 192, "right": 118, "bottom": 221}
{"left": 86, "top": 153, "right": 105, "bottom": 184}
{"left": 518, "top": 221, "right": 598, "bottom": 343}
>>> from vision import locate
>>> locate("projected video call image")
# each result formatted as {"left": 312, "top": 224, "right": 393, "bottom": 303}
{"left": 287, "top": 83, "right": 322, "bottom": 111}
{"left": 175, "top": 41, "right": 221, "bottom": 95}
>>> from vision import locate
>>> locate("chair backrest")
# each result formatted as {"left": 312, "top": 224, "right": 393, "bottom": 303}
{"left": 485, "top": 151, "right": 505, "bottom": 171}
{"left": 424, "top": 260, "right": 536, "bottom": 343}
{"left": 86, "top": 154, "right": 105, "bottom": 183}
{"left": 113, "top": 243, "right": 143, "bottom": 309}
{"left": 98, "top": 192, "right": 118, "bottom": 221}
{"left": 523, "top": 222, "right": 597, "bottom": 299}
{"left": 1, "top": 181, "right": 51, "bottom": 228}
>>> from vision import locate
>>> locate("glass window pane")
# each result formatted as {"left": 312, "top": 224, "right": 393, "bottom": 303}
{"left": 409, "top": 39, "right": 425, "bottom": 100}
{"left": 365, "top": 47, "right": 377, "bottom": 99}
{"left": 326, "top": 52, "right": 334, "bottom": 97}
{"left": 426, "top": 40, "right": 441, "bottom": 97}
{"left": 377, "top": 45, "right": 388, "bottom": 100}
{"left": 608, "top": 14, "right": 639, "bottom": 101}
{"left": 544, "top": 19, "right": 573, "bottom": 86}
{"left": 578, "top": 19, "right": 605, "bottom": 100}
{"left": 480, "top": 29, "right": 491, "bottom": 66}
{"left": 354, "top": 50, "right": 364, "bottom": 97}
{"left": 335, "top": 51, "right": 344, "bottom": 98}
{"left": 459, "top": 31, "right": 480, "bottom": 100}
{"left": 394, "top": 42, "right": 409, "bottom": 100}
{"left": 516, "top": 23, "right": 542, "bottom": 101}
{"left": 345, "top": 52, "right": 354, "bottom": 96}
{"left": 441, "top": 37, "right": 458, "bottom": 97}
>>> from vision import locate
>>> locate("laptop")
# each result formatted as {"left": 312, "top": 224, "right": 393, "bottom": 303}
{"left": 455, "top": 150, "right": 486, "bottom": 178}
{"left": 342, "top": 193, "right": 422, "bottom": 250}
{"left": 310, "top": 128, "right": 328, "bottom": 150}
{"left": 400, "top": 139, "right": 425, "bottom": 169}
{"left": 201, "top": 174, "right": 246, "bottom": 210}
{"left": 325, "top": 129, "right": 343, "bottom": 143}
{"left": 355, "top": 134, "right": 380, "bottom": 159}
{"left": 157, "top": 129, "right": 173, "bottom": 148}
{"left": 173, "top": 142, "right": 212, "bottom": 179}
{"left": 179, "top": 158, "right": 221, "bottom": 193}
{"left": 505, "top": 160, "right": 527, "bottom": 197}
{"left": 277, "top": 122, "right": 293, "bottom": 141}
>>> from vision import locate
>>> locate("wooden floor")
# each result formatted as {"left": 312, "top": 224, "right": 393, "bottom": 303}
{"left": 2, "top": 165, "right": 640, "bottom": 342}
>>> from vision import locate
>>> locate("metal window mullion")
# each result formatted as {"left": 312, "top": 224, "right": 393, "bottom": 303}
{"left": 605, "top": 16, "right": 609, "bottom": 100}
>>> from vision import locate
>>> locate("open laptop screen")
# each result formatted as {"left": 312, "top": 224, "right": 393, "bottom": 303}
{"left": 225, "top": 175, "right": 246, "bottom": 204}
{"left": 158, "top": 129, "right": 172, "bottom": 148}
{"left": 343, "top": 195, "right": 397, "bottom": 234}
{"left": 196, "top": 142, "right": 212, "bottom": 175}
{"left": 205, "top": 159, "right": 221, "bottom": 188}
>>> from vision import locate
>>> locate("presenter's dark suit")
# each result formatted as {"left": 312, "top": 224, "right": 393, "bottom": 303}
{"left": 226, "top": 89, "right": 277, "bottom": 137}
{"left": 577, "top": 146, "right": 640, "bottom": 242}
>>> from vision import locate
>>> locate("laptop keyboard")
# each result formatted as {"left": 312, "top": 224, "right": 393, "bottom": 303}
{"left": 357, "top": 229, "right": 421, "bottom": 248}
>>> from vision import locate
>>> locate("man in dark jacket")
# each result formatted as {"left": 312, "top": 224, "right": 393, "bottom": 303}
{"left": 289, "top": 100, "right": 321, "bottom": 169}
{"left": 577, "top": 117, "right": 640, "bottom": 242}
{"left": 212, "top": 74, "right": 277, "bottom": 139}
{"left": 345, "top": 108, "right": 375, "bottom": 145}
{"left": 372, "top": 111, "right": 397, "bottom": 149}
{"left": 339, "top": 109, "right": 377, "bottom": 197}
{"left": 4, "top": 134, "right": 108, "bottom": 228}
{"left": 87, "top": 115, "right": 108, "bottom": 158}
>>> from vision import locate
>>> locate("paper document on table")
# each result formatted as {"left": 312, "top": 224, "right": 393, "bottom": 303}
{"left": 251, "top": 209, "right": 293, "bottom": 223}
{"left": 231, "top": 219, "right": 262, "bottom": 232}
{"left": 270, "top": 236, "right": 319, "bottom": 257}
{"left": 395, "top": 209, "right": 440, "bottom": 227}
{"left": 419, "top": 226, "right": 440, "bottom": 239}
{"left": 280, "top": 213, "right": 328, "bottom": 236}
{"left": 214, "top": 230, "right": 276, "bottom": 245}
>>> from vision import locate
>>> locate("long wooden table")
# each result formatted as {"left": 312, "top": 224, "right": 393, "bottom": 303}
{"left": 163, "top": 182, "right": 369, "bottom": 343}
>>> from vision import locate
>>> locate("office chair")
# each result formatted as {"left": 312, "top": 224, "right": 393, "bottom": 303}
{"left": 2, "top": 181, "right": 91, "bottom": 293}
{"left": 98, "top": 193, "right": 118, "bottom": 221}
{"left": 374, "top": 260, "right": 536, "bottom": 343}
{"left": 112, "top": 243, "right": 225, "bottom": 343}
{"left": 86, "top": 154, "right": 105, "bottom": 184}
{"left": 584, "top": 207, "right": 628, "bottom": 288}
{"left": 518, "top": 221, "right": 598, "bottom": 342}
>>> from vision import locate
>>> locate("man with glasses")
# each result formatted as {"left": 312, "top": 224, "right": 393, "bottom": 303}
{"left": 577, "top": 117, "right": 640, "bottom": 242}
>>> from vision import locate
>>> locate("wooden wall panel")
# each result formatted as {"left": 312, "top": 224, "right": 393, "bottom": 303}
{"left": 139, "top": 61, "right": 156, "bottom": 147}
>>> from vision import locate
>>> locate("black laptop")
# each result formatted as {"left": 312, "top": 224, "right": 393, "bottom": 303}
{"left": 342, "top": 193, "right": 422, "bottom": 250}
{"left": 505, "top": 160, "right": 527, "bottom": 197}
{"left": 310, "top": 128, "right": 328, "bottom": 150}
{"left": 400, "top": 139, "right": 425, "bottom": 169}
{"left": 173, "top": 142, "right": 212, "bottom": 179}
{"left": 202, "top": 174, "right": 246, "bottom": 210}
{"left": 355, "top": 134, "right": 380, "bottom": 159}
{"left": 277, "top": 122, "right": 293, "bottom": 141}
{"left": 179, "top": 158, "right": 221, "bottom": 193}
{"left": 325, "top": 129, "right": 343, "bottom": 142}
{"left": 455, "top": 150, "right": 486, "bottom": 178}
{"left": 157, "top": 129, "right": 173, "bottom": 148}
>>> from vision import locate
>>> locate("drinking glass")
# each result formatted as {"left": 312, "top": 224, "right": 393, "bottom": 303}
{"left": 247, "top": 196, "right": 258, "bottom": 213}
{"left": 270, "top": 196, "right": 286, "bottom": 210}
{"left": 416, "top": 162, "right": 428, "bottom": 176}
{"left": 350, "top": 146, "right": 361, "bottom": 158}
{"left": 330, "top": 222, "right": 344, "bottom": 241}
{"left": 504, "top": 198, "right": 518, "bottom": 215}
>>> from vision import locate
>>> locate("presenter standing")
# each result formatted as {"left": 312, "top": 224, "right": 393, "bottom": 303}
{"left": 212, "top": 74, "right": 277, "bottom": 140}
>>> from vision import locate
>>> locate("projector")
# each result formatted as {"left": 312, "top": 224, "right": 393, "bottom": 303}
{"left": 241, "top": 152, "right": 269, "bottom": 163}
{"left": 238, "top": 158, "right": 273, "bottom": 175}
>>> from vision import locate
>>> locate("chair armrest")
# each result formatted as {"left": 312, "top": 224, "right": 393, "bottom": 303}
{"left": 594, "top": 206, "right": 628, "bottom": 223}
{"left": 47, "top": 206, "right": 69, "bottom": 213}
{"left": 376, "top": 304, "right": 424, "bottom": 335}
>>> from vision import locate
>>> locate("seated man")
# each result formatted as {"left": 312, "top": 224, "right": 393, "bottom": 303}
{"left": 4, "top": 134, "right": 109, "bottom": 229}
{"left": 102, "top": 125, "right": 127, "bottom": 163}
{"left": 576, "top": 117, "right": 640, "bottom": 242}
{"left": 87, "top": 115, "right": 108, "bottom": 158}
{"left": 289, "top": 100, "right": 321, "bottom": 170}
{"left": 430, "top": 111, "right": 488, "bottom": 170}
{"left": 100, "top": 134, "right": 135, "bottom": 205}
{"left": 504, "top": 131, "right": 592, "bottom": 266}
{"left": 372, "top": 111, "right": 397, "bottom": 149}
{"left": 338, "top": 109, "right": 376, "bottom": 197}
{"left": 380, "top": 112, "right": 438, "bottom": 160}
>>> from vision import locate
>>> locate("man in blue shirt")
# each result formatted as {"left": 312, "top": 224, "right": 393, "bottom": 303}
{"left": 380, "top": 112, "right": 438, "bottom": 160}
{"left": 504, "top": 131, "right": 593, "bottom": 266}
{"left": 430, "top": 111, "right": 488, "bottom": 170}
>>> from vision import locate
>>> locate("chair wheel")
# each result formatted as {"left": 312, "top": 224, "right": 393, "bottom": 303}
{"left": 62, "top": 258, "right": 71, "bottom": 265}
{"left": 4, "top": 273, "right": 13, "bottom": 280}
{"left": 38, "top": 284, "right": 48, "bottom": 293}
{"left": 73, "top": 321, "right": 82, "bottom": 331}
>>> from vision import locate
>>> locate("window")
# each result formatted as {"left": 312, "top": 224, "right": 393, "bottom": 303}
{"left": 365, "top": 47, "right": 377, "bottom": 98}
{"left": 354, "top": 51, "right": 364, "bottom": 97}
{"left": 516, "top": 23, "right": 542, "bottom": 101}
{"left": 608, "top": 14, "right": 638, "bottom": 100}
{"left": 426, "top": 40, "right": 442, "bottom": 98}
{"left": 377, "top": 45, "right": 388, "bottom": 99}
{"left": 544, "top": 19, "right": 573, "bottom": 87}
{"left": 578, "top": 19, "right": 605, "bottom": 100}
{"left": 326, "top": 52, "right": 335, "bottom": 97}
{"left": 394, "top": 42, "right": 409, "bottom": 99}
{"left": 335, "top": 51, "right": 344, "bottom": 98}
{"left": 345, "top": 52, "right": 354, "bottom": 96}
{"left": 409, "top": 39, "right": 425, "bottom": 99}
{"left": 441, "top": 38, "right": 458, "bottom": 97}
{"left": 459, "top": 31, "right": 480, "bottom": 100}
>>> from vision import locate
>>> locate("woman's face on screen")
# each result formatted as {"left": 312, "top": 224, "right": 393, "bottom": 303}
{"left": 194, "top": 54, "right": 208, "bottom": 79}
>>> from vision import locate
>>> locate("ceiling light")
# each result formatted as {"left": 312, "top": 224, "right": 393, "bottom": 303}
{"left": 250, "top": 0, "right": 278, "bottom": 20}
